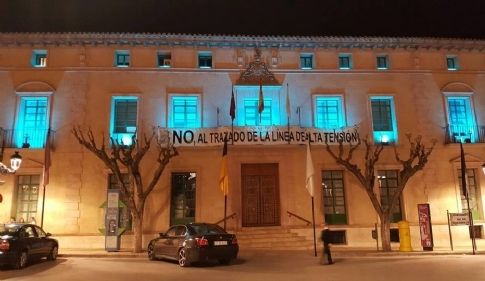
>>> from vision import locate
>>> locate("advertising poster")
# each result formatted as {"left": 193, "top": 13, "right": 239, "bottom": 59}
{"left": 418, "top": 203, "right": 434, "bottom": 251}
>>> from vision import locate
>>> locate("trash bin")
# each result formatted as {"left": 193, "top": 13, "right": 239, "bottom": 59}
{"left": 398, "top": 220, "right": 413, "bottom": 252}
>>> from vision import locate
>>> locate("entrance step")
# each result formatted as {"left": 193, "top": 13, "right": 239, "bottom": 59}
{"left": 234, "top": 227, "right": 314, "bottom": 250}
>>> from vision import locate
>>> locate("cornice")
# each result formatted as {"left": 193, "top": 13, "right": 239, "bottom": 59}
{"left": 0, "top": 32, "right": 484, "bottom": 51}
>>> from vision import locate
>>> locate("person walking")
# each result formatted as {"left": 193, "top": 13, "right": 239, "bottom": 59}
{"left": 320, "top": 225, "right": 334, "bottom": 265}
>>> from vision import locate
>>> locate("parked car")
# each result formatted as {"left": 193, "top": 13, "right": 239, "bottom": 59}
{"left": 147, "top": 223, "right": 238, "bottom": 267}
{"left": 0, "top": 223, "right": 59, "bottom": 269}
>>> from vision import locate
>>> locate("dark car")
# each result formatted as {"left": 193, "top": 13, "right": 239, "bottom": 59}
{"left": 147, "top": 223, "right": 238, "bottom": 267}
{"left": 0, "top": 223, "right": 58, "bottom": 269}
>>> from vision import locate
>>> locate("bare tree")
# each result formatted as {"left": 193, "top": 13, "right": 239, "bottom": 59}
{"left": 72, "top": 126, "right": 178, "bottom": 252}
{"left": 325, "top": 134, "right": 435, "bottom": 251}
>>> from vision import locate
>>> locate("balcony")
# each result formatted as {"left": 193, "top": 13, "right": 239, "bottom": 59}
{"left": 445, "top": 125, "right": 485, "bottom": 144}
{"left": 0, "top": 128, "right": 54, "bottom": 149}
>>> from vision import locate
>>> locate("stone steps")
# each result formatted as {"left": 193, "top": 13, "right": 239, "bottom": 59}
{"left": 234, "top": 227, "right": 314, "bottom": 250}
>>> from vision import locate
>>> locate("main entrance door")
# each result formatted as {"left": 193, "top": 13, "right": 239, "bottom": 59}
{"left": 241, "top": 163, "right": 280, "bottom": 227}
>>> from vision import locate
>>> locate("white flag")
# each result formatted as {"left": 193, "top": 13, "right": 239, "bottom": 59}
{"left": 305, "top": 142, "right": 315, "bottom": 197}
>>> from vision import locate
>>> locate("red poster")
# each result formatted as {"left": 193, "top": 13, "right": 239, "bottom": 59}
{"left": 418, "top": 203, "right": 434, "bottom": 250}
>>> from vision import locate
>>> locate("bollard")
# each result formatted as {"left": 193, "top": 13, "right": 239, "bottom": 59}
{"left": 398, "top": 220, "right": 413, "bottom": 252}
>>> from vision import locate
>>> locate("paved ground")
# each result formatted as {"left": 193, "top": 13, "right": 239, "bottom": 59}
{"left": 1, "top": 249, "right": 484, "bottom": 281}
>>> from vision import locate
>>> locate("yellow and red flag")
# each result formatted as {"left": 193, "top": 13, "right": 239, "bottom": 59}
{"left": 219, "top": 138, "right": 229, "bottom": 196}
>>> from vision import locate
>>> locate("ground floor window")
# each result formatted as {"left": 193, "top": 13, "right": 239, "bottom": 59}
{"left": 321, "top": 170, "right": 347, "bottom": 224}
{"left": 170, "top": 172, "right": 196, "bottom": 225}
{"left": 16, "top": 175, "right": 40, "bottom": 222}
{"left": 378, "top": 170, "right": 403, "bottom": 223}
{"left": 108, "top": 174, "right": 132, "bottom": 231}
{"left": 458, "top": 168, "right": 482, "bottom": 220}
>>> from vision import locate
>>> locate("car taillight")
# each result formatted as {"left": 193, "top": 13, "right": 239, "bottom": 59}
{"left": 0, "top": 240, "right": 9, "bottom": 251}
{"left": 232, "top": 238, "right": 238, "bottom": 245}
{"left": 195, "top": 237, "right": 208, "bottom": 247}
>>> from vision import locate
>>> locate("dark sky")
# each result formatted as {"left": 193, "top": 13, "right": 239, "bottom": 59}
{"left": 1, "top": 0, "right": 484, "bottom": 39}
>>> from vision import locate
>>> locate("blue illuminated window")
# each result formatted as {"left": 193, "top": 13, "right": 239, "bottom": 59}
{"left": 170, "top": 96, "right": 200, "bottom": 128}
{"left": 338, "top": 54, "right": 352, "bottom": 70}
{"left": 111, "top": 97, "right": 138, "bottom": 145}
{"left": 244, "top": 99, "right": 272, "bottom": 126}
{"left": 315, "top": 96, "right": 344, "bottom": 129}
{"left": 376, "top": 55, "right": 389, "bottom": 70}
{"left": 198, "top": 52, "right": 212, "bottom": 69}
{"left": 15, "top": 96, "right": 49, "bottom": 148}
{"left": 158, "top": 51, "right": 171, "bottom": 68}
{"left": 300, "top": 54, "right": 313, "bottom": 69}
{"left": 31, "top": 50, "right": 47, "bottom": 67}
{"left": 370, "top": 96, "right": 397, "bottom": 144}
{"left": 446, "top": 56, "right": 459, "bottom": 71}
{"left": 115, "top": 50, "right": 130, "bottom": 67}
{"left": 447, "top": 96, "right": 476, "bottom": 143}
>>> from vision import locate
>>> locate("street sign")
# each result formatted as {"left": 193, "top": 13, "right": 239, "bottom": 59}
{"left": 449, "top": 213, "right": 470, "bottom": 226}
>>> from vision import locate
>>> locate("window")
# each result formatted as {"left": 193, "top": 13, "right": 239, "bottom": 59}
{"left": 300, "top": 53, "right": 313, "bottom": 69}
{"left": 376, "top": 55, "right": 389, "bottom": 70}
{"left": 16, "top": 175, "right": 40, "bottom": 223}
{"left": 115, "top": 50, "right": 130, "bottom": 67}
{"left": 169, "top": 95, "right": 201, "bottom": 128}
{"left": 110, "top": 97, "right": 138, "bottom": 146}
{"left": 314, "top": 96, "right": 344, "bottom": 129}
{"left": 446, "top": 95, "right": 476, "bottom": 143}
{"left": 158, "top": 51, "right": 171, "bottom": 68}
{"left": 338, "top": 54, "right": 352, "bottom": 69}
{"left": 15, "top": 96, "right": 49, "bottom": 148}
{"left": 458, "top": 169, "right": 482, "bottom": 220}
{"left": 170, "top": 172, "right": 196, "bottom": 225}
{"left": 446, "top": 55, "right": 459, "bottom": 71}
{"left": 378, "top": 170, "right": 402, "bottom": 223}
{"left": 244, "top": 99, "right": 272, "bottom": 126}
{"left": 322, "top": 171, "right": 347, "bottom": 224}
{"left": 370, "top": 96, "right": 397, "bottom": 144}
{"left": 108, "top": 174, "right": 132, "bottom": 231}
{"left": 198, "top": 52, "right": 212, "bottom": 68}
{"left": 31, "top": 50, "right": 47, "bottom": 67}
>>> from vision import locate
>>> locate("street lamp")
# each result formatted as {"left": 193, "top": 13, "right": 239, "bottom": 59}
{"left": 0, "top": 151, "right": 22, "bottom": 174}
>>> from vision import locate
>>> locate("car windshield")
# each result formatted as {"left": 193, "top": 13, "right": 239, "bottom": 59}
{"left": 189, "top": 224, "right": 226, "bottom": 235}
{"left": 0, "top": 224, "right": 20, "bottom": 236}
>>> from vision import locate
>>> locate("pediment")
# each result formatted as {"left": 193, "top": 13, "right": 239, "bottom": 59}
{"left": 236, "top": 49, "right": 280, "bottom": 86}
{"left": 450, "top": 152, "right": 484, "bottom": 163}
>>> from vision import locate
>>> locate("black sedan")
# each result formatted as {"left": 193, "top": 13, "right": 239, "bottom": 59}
{"left": 147, "top": 223, "right": 238, "bottom": 267}
{"left": 0, "top": 223, "right": 58, "bottom": 269}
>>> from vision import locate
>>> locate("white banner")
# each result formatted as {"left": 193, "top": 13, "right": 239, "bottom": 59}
{"left": 159, "top": 126, "right": 359, "bottom": 147}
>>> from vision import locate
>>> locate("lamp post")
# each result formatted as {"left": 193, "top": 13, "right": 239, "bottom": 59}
{"left": 0, "top": 151, "right": 22, "bottom": 174}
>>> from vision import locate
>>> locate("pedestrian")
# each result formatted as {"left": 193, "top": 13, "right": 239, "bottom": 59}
{"left": 320, "top": 225, "right": 334, "bottom": 265}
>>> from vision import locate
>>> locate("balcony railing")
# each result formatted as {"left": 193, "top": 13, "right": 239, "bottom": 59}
{"left": 445, "top": 125, "right": 485, "bottom": 144}
{"left": 0, "top": 128, "right": 55, "bottom": 149}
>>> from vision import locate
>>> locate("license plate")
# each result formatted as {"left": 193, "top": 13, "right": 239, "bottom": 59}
{"left": 214, "top": 240, "right": 228, "bottom": 246}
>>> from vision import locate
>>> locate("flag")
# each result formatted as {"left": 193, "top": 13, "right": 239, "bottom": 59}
{"left": 43, "top": 129, "right": 51, "bottom": 186}
{"left": 258, "top": 78, "right": 264, "bottom": 114}
{"left": 460, "top": 142, "right": 468, "bottom": 198}
{"left": 219, "top": 138, "right": 229, "bottom": 196}
{"left": 286, "top": 83, "right": 291, "bottom": 120}
{"left": 305, "top": 142, "right": 315, "bottom": 197}
{"left": 230, "top": 86, "right": 236, "bottom": 121}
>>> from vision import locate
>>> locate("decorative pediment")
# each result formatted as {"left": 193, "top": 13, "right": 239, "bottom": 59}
{"left": 236, "top": 49, "right": 280, "bottom": 86}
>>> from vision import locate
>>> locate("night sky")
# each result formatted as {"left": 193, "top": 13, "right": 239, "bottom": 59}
{"left": 0, "top": 0, "right": 484, "bottom": 39}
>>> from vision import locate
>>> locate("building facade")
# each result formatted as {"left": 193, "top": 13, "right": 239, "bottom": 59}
{"left": 1, "top": 33, "right": 485, "bottom": 249}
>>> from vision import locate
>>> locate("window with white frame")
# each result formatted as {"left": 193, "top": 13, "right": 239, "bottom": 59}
{"left": 314, "top": 96, "right": 345, "bottom": 129}
{"left": 446, "top": 95, "right": 476, "bottom": 143}
{"left": 158, "top": 51, "right": 172, "bottom": 68}
{"left": 115, "top": 50, "right": 130, "bottom": 67}
{"left": 243, "top": 99, "right": 272, "bottom": 126}
{"left": 198, "top": 52, "right": 212, "bottom": 68}
{"left": 31, "top": 50, "right": 47, "bottom": 67}
{"left": 15, "top": 96, "right": 49, "bottom": 148}
{"left": 15, "top": 175, "right": 40, "bottom": 222}
{"left": 446, "top": 55, "right": 459, "bottom": 71}
{"left": 338, "top": 54, "right": 352, "bottom": 69}
{"left": 110, "top": 97, "right": 138, "bottom": 145}
{"left": 300, "top": 53, "right": 313, "bottom": 69}
{"left": 376, "top": 55, "right": 389, "bottom": 70}
{"left": 169, "top": 95, "right": 201, "bottom": 128}
{"left": 370, "top": 96, "right": 397, "bottom": 144}
{"left": 378, "top": 170, "right": 403, "bottom": 223}
{"left": 322, "top": 170, "right": 347, "bottom": 225}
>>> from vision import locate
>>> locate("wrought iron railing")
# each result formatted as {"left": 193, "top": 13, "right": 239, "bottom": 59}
{"left": 1, "top": 128, "right": 55, "bottom": 149}
{"left": 287, "top": 211, "right": 312, "bottom": 226}
{"left": 444, "top": 125, "right": 485, "bottom": 144}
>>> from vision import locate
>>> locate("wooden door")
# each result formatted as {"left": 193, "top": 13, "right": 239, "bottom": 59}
{"left": 242, "top": 163, "right": 280, "bottom": 227}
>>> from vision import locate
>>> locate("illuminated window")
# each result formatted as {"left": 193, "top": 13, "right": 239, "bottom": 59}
{"left": 300, "top": 53, "right": 313, "bottom": 69}
{"left": 115, "top": 50, "right": 130, "bottom": 67}
{"left": 378, "top": 170, "right": 402, "bottom": 223}
{"left": 15, "top": 96, "right": 49, "bottom": 148}
{"left": 158, "top": 51, "right": 171, "bottom": 68}
{"left": 314, "top": 96, "right": 344, "bottom": 129}
{"left": 198, "top": 52, "right": 212, "bottom": 68}
{"left": 31, "top": 50, "right": 47, "bottom": 67}
{"left": 16, "top": 175, "right": 40, "bottom": 222}
{"left": 111, "top": 97, "right": 138, "bottom": 145}
{"left": 244, "top": 99, "right": 272, "bottom": 126}
{"left": 370, "top": 96, "right": 397, "bottom": 144}
{"left": 446, "top": 95, "right": 476, "bottom": 143}
{"left": 322, "top": 170, "right": 347, "bottom": 224}
{"left": 169, "top": 95, "right": 201, "bottom": 128}
{"left": 376, "top": 55, "right": 389, "bottom": 70}
{"left": 457, "top": 169, "right": 482, "bottom": 220}
{"left": 338, "top": 54, "right": 352, "bottom": 69}
{"left": 446, "top": 55, "right": 459, "bottom": 71}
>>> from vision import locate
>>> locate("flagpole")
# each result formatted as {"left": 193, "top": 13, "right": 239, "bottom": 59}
{"left": 460, "top": 142, "right": 476, "bottom": 254}
{"left": 224, "top": 195, "right": 227, "bottom": 230}
{"left": 41, "top": 183, "right": 46, "bottom": 228}
{"left": 286, "top": 83, "right": 290, "bottom": 144}
{"left": 311, "top": 197, "right": 317, "bottom": 257}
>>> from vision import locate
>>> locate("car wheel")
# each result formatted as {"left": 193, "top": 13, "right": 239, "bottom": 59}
{"left": 178, "top": 248, "right": 190, "bottom": 267}
{"left": 147, "top": 243, "right": 157, "bottom": 261}
{"left": 47, "top": 246, "right": 58, "bottom": 261}
{"left": 219, "top": 259, "right": 230, "bottom": 265}
{"left": 13, "top": 251, "right": 28, "bottom": 270}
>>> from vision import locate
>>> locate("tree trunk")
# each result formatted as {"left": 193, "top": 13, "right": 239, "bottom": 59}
{"left": 380, "top": 214, "right": 392, "bottom": 252}
{"left": 132, "top": 213, "right": 144, "bottom": 253}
